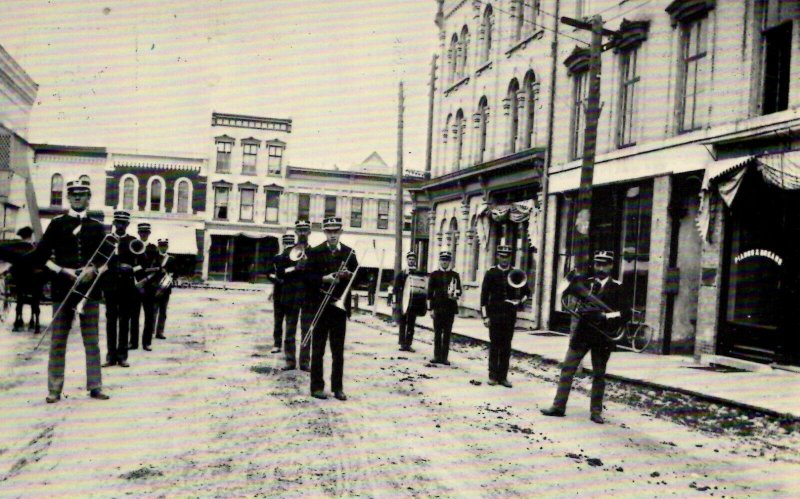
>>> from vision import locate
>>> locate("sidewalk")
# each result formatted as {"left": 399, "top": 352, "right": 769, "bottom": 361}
{"left": 357, "top": 299, "right": 800, "bottom": 420}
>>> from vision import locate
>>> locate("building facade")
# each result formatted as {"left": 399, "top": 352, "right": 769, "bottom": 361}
{"left": 0, "top": 43, "right": 41, "bottom": 240}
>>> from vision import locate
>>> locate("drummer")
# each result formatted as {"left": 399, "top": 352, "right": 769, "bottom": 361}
{"left": 394, "top": 251, "right": 428, "bottom": 352}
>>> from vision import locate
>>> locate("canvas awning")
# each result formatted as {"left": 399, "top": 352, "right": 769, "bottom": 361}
{"left": 149, "top": 223, "right": 200, "bottom": 255}
{"left": 304, "top": 233, "right": 408, "bottom": 269}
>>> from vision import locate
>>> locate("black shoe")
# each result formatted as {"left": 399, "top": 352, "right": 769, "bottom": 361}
{"left": 441, "top": 360, "right": 451, "bottom": 366}
{"left": 155, "top": 334, "right": 166, "bottom": 339}
{"left": 34, "top": 326, "right": 41, "bottom": 335}
{"left": 540, "top": 407, "right": 566, "bottom": 418}
{"left": 590, "top": 413, "right": 605, "bottom": 425}
{"left": 143, "top": 345, "right": 152, "bottom": 351}
{"left": 89, "top": 389, "right": 110, "bottom": 400}
{"left": 102, "top": 360, "right": 117, "bottom": 368}
{"left": 299, "top": 364, "right": 310, "bottom": 372}
{"left": 429, "top": 358, "right": 441, "bottom": 364}
{"left": 334, "top": 391, "right": 347, "bottom": 401}
{"left": 118, "top": 360, "right": 130, "bottom": 368}
{"left": 399, "top": 346, "right": 409, "bottom": 352}
{"left": 12, "top": 322, "right": 23, "bottom": 332}
{"left": 46, "top": 393, "right": 61, "bottom": 404}
{"left": 500, "top": 379, "right": 513, "bottom": 388}
{"left": 128, "top": 344, "right": 139, "bottom": 350}
{"left": 282, "top": 364, "right": 296, "bottom": 371}
{"left": 487, "top": 379, "right": 499, "bottom": 386}
{"left": 311, "top": 391, "right": 328, "bottom": 400}
{"left": 271, "top": 347, "right": 282, "bottom": 354}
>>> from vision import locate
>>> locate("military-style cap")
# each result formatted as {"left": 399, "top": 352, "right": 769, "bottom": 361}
{"left": 439, "top": 250, "right": 453, "bottom": 260}
{"left": 137, "top": 222, "right": 152, "bottom": 232}
{"left": 294, "top": 220, "right": 311, "bottom": 231}
{"left": 496, "top": 244, "right": 513, "bottom": 256}
{"left": 594, "top": 250, "right": 614, "bottom": 264}
{"left": 322, "top": 216, "right": 343, "bottom": 231}
{"left": 66, "top": 179, "right": 91, "bottom": 194}
{"left": 157, "top": 238, "right": 169, "bottom": 245}
{"left": 406, "top": 251, "right": 417, "bottom": 259}
{"left": 113, "top": 210, "right": 131, "bottom": 222}
{"left": 281, "top": 234, "right": 296, "bottom": 244}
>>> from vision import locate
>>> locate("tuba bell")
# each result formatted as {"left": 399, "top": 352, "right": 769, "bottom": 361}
{"left": 507, "top": 268, "right": 527, "bottom": 289}
{"left": 129, "top": 238, "right": 146, "bottom": 255}
{"left": 288, "top": 244, "right": 306, "bottom": 262}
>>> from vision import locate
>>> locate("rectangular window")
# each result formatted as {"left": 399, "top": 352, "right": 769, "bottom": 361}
{"left": 239, "top": 188, "right": 255, "bottom": 221}
{"left": 242, "top": 144, "right": 258, "bottom": 174}
{"left": 761, "top": 22, "right": 792, "bottom": 115}
{"left": 265, "top": 190, "right": 280, "bottom": 223}
{"left": 617, "top": 47, "right": 640, "bottom": 147}
{"left": 324, "top": 195, "right": 337, "bottom": 218}
{"left": 214, "top": 186, "right": 230, "bottom": 220}
{"left": 268, "top": 146, "right": 283, "bottom": 175}
{"left": 570, "top": 72, "right": 588, "bottom": 160}
{"left": 216, "top": 141, "right": 232, "bottom": 173}
{"left": 677, "top": 16, "right": 708, "bottom": 132}
{"left": 350, "top": 197, "right": 363, "bottom": 228}
{"left": 378, "top": 200, "right": 390, "bottom": 230}
{"left": 298, "top": 193, "right": 310, "bottom": 221}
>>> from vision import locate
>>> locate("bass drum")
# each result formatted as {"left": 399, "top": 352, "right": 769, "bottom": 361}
{"left": 401, "top": 274, "right": 428, "bottom": 317}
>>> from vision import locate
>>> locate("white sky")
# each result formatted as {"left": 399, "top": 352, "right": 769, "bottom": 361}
{"left": 2, "top": 0, "right": 439, "bottom": 169}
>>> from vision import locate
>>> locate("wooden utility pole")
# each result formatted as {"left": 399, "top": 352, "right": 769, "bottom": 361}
{"left": 560, "top": 15, "right": 616, "bottom": 275}
{"left": 425, "top": 55, "right": 438, "bottom": 176}
{"left": 394, "top": 82, "right": 405, "bottom": 318}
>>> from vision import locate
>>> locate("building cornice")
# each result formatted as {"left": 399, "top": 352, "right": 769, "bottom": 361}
{"left": 212, "top": 112, "right": 292, "bottom": 132}
{"left": 0, "top": 44, "right": 38, "bottom": 106}
{"left": 422, "top": 148, "right": 545, "bottom": 192}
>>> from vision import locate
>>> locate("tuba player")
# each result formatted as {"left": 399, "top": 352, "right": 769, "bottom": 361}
{"left": 426, "top": 250, "right": 461, "bottom": 365}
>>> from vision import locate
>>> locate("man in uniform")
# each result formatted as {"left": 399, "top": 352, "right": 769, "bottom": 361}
{"left": 28, "top": 179, "right": 110, "bottom": 403}
{"left": 541, "top": 250, "right": 625, "bottom": 424}
{"left": 480, "top": 244, "right": 530, "bottom": 388}
{"left": 280, "top": 220, "right": 313, "bottom": 371}
{"left": 133, "top": 222, "right": 159, "bottom": 351}
{"left": 394, "top": 251, "right": 427, "bottom": 352}
{"left": 306, "top": 216, "right": 358, "bottom": 400}
{"left": 153, "top": 238, "right": 176, "bottom": 340}
{"left": 427, "top": 250, "right": 461, "bottom": 365}
{"left": 102, "top": 211, "right": 137, "bottom": 368}
{"left": 268, "top": 234, "right": 294, "bottom": 354}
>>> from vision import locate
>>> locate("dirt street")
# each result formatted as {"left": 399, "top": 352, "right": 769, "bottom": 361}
{"left": 1, "top": 288, "right": 798, "bottom": 497}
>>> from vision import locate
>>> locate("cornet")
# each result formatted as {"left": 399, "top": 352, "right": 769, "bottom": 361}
{"left": 447, "top": 277, "right": 460, "bottom": 300}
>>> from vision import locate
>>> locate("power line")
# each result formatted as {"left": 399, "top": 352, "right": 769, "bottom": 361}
{"left": 472, "top": 0, "right": 590, "bottom": 47}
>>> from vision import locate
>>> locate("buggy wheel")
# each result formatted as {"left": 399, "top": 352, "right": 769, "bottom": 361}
{"left": 631, "top": 323, "right": 652, "bottom": 353}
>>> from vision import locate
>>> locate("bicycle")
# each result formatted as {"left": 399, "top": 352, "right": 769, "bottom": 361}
{"left": 609, "top": 308, "right": 652, "bottom": 353}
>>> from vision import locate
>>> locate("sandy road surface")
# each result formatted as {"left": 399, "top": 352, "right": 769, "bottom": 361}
{"left": 1, "top": 288, "right": 798, "bottom": 497}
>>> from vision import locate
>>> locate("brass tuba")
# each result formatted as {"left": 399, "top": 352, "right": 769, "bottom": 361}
{"left": 504, "top": 268, "right": 528, "bottom": 306}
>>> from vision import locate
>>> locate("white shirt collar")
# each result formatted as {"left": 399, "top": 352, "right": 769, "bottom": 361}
{"left": 597, "top": 276, "right": 610, "bottom": 288}
{"left": 68, "top": 209, "right": 87, "bottom": 219}
{"left": 328, "top": 242, "right": 342, "bottom": 252}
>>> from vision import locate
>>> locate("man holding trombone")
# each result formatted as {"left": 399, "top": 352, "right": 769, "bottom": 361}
{"left": 306, "top": 216, "right": 358, "bottom": 401}
{"left": 28, "top": 179, "right": 111, "bottom": 403}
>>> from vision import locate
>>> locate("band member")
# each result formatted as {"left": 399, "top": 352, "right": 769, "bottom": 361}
{"left": 153, "top": 238, "right": 177, "bottom": 340}
{"left": 133, "top": 222, "right": 159, "bottom": 351}
{"left": 306, "top": 216, "right": 358, "bottom": 400}
{"left": 541, "top": 250, "right": 626, "bottom": 424}
{"left": 101, "top": 211, "right": 137, "bottom": 368}
{"left": 480, "top": 244, "right": 530, "bottom": 388}
{"left": 10, "top": 226, "right": 41, "bottom": 333}
{"left": 280, "top": 220, "right": 312, "bottom": 371}
{"left": 394, "top": 251, "right": 427, "bottom": 352}
{"left": 268, "top": 234, "right": 294, "bottom": 354}
{"left": 427, "top": 250, "right": 461, "bottom": 365}
{"left": 27, "top": 179, "right": 109, "bottom": 403}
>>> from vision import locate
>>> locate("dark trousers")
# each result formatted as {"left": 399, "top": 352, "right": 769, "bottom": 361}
{"left": 48, "top": 299, "right": 102, "bottom": 395}
{"left": 310, "top": 307, "right": 347, "bottom": 393}
{"left": 104, "top": 286, "right": 133, "bottom": 363}
{"left": 155, "top": 290, "right": 171, "bottom": 338}
{"left": 488, "top": 316, "right": 515, "bottom": 381}
{"left": 551, "top": 343, "right": 612, "bottom": 415}
{"left": 433, "top": 311, "right": 455, "bottom": 362}
{"left": 273, "top": 299, "right": 285, "bottom": 348}
{"left": 398, "top": 312, "right": 417, "bottom": 347}
{"left": 141, "top": 292, "right": 157, "bottom": 347}
{"left": 129, "top": 293, "right": 141, "bottom": 348}
{"left": 283, "top": 304, "right": 312, "bottom": 367}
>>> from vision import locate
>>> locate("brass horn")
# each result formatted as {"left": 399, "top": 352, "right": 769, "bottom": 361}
{"left": 508, "top": 268, "right": 527, "bottom": 289}
{"left": 129, "top": 238, "right": 146, "bottom": 255}
{"left": 288, "top": 244, "right": 306, "bottom": 262}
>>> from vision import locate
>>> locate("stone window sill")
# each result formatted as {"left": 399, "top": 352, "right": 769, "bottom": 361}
{"left": 444, "top": 76, "right": 470, "bottom": 96}
{"left": 506, "top": 30, "right": 544, "bottom": 58}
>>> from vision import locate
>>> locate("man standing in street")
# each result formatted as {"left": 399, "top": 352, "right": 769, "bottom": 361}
{"left": 134, "top": 222, "right": 159, "bottom": 352}
{"left": 280, "top": 220, "right": 312, "bottom": 371}
{"left": 102, "top": 210, "right": 136, "bottom": 368}
{"left": 480, "top": 244, "right": 530, "bottom": 388}
{"left": 306, "top": 216, "right": 358, "bottom": 401}
{"left": 427, "top": 250, "right": 461, "bottom": 365}
{"left": 28, "top": 179, "right": 110, "bottom": 403}
{"left": 541, "top": 250, "right": 626, "bottom": 424}
{"left": 268, "top": 234, "right": 294, "bottom": 354}
{"left": 394, "top": 251, "right": 427, "bottom": 352}
{"left": 153, "top": 238, "right": 176, "bottom": 340}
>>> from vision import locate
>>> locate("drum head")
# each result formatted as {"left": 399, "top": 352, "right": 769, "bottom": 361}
{"left": 401, "top": 281, "right": 412, "bottom": 314}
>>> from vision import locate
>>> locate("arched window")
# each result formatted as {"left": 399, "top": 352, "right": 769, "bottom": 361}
{"left": 523, "top": 70, "right": 538, "bottom": 149}
{"left": 469, "top": 214, "right": 480, "bottom": 281}
{"left": 120, "top": 174, "right": 138, "bottom": 211}
{"left": 454, "top": 109, "right": 465, "bottom": 169}
{"left": 438, "top": 218, "right": 448, "bottom": 257}
{"left": 441, "top": 113, "right": 452, "bottom": 175}
{"left": 507, "top": 79, "right": 521, "bottom": 153}
{"left": 147, "top": 176, "right": 165, "bottom": 212}
{"left": 449, "top": 34, "right": 459, "bottom": 83}
{"left": 174, "top": 178, "right": 192, "bottom": 214}
{"left": 481, "top": 6, "right": 494, "bottom": 62}
{"left": 50, "top": 173, "right": 63, "bottom": 207}
{"left": 460, "top": 26, "right": 470, "bottom": 78}
{"left": 78, "top": 174, "right": 90, "bottom": 183}
{"left": 449, "top": 217, "right": 459, "bottom": 266}
{"left": 477, "top": 97, "right": 489, "bottom": 164}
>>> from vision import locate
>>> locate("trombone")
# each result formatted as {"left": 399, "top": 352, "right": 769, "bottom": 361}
{"left": 35, "top": 234, "right": 119, "bottom": 350}
{"left": 301, "top": 248, "right": 357, "bottom": 348}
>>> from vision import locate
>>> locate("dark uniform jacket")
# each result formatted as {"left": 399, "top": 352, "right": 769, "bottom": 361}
{"left": 305, "top": 242, "right": 358, "bottom": 316}
{"left": 134, "top": 241, "right": 159, "bottom": 292}
{"left": 27, "top": 213, "right": 107, "bottom": 302}
{"left": 427, "top": 269, "right": 462, "bottom": 315}
{"left": 571, "top": 276, "right": 627, "bottom": 348}
{"left": 276, "top": 245, "right": 309, "bottom": 308}
{"left": 480, "top": 266, "right": 531, "bottom": 319}
{"left": 101, "top": 233, "right": 138, "bottom": 291}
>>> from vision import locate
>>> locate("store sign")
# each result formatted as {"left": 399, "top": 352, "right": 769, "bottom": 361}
{"left": 734, "top": 249, "right": 783, "bottom": 266}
